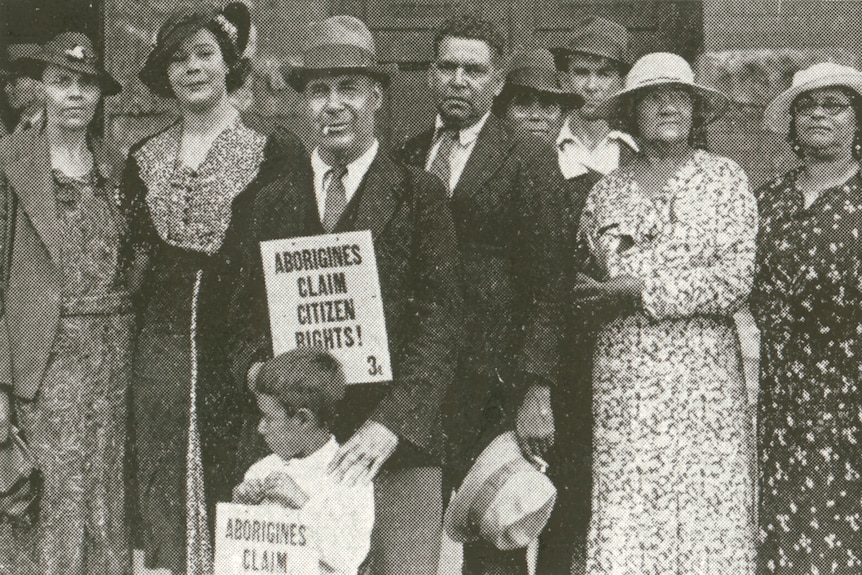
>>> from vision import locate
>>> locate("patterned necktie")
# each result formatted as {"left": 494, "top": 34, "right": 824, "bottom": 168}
{"left": 322, "top": 165, "right": 348, "bottom": 232}
{"left": 427, "top": 129, "right": 459, "bottom": 196}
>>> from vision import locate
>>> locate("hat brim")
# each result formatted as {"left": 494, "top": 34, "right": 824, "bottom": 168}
{"left": 595, "top": 79, "right": 729, "bottom": 127}
{"left": 493, "top": 82, "right": 584, "bottom": 114}
{"left": 16, "top": 56, "right": 121, "bottom": 97}
{"left": 281, "top": 64, "right": 395, "bottom": 92}
{"left": 549, "top": 46, "right": 630, "bottom": 74}
{"left": 764, "top": 74, "right": 862, "bottom": 134}
{"left": 444, "top": 433, "right": 522, "bottom": 544}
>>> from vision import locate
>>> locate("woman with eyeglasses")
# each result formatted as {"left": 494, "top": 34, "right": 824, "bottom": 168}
{"left": 753, "top": 63, "right": 862, "bottom": 574}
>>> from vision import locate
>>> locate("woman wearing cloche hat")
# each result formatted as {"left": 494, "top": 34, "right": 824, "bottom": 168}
{"left": 573, "top": 52, "right": 758, "bottom": 573}
{"left": 123, "top": 4, "right": 311, "bottom": 574}
{"left": 0, "top": 32, "right": 133, "bottom": 574}
{"left": 752, "top": 62, "right": 862, "bottom": 574}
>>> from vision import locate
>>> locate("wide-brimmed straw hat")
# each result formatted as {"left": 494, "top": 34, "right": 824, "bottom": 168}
{"left": 444, "top": 432, "right": 557, "bottom": 551}
{"left": 596, "top": 52, "right": 729, "bottom": 127}
{"left": 14, "top": 33, "right": 121, "bottom": 96}
{"left": 493, "top": 48, "right": 584, "bottom": 114}
{"left": 763, "top": 62, "right": 862, "bottom": 134}
{"left": 139, "top": 2, "right": 251, "bottom": 96}
{"left": 550, "top": 17, "right": 631, "bottom": 72}
{"left": 281, "top": 15, "right": 396, "bottom": 92}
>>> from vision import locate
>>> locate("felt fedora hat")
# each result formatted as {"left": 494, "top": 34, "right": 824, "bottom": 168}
{"left": 551, "top": 17, "right": 631, "bottom": 72}
{"left": 493, "top": 48, "right": 584, "bottom": 113}
{"left": 596, "top": 51, "right": 730, "bottom": 127}
{"left": 444, "top": 432, "right": 557, "bottom": 551}
{"left": 15, "top": 33, "right": 121, "bottom": 96}
{"left": 138, "top": 2, "right": 251, "bottom": 96}
{"left": 763, "top": 62, "right": 862, "bottom": 134}
{"left": 281, "top": 15, "right": 396, "bottom": 92}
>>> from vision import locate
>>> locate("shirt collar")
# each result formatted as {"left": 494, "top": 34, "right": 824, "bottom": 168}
{"left": 277, "top": 436, "right": 340, "bottom": 474}
{"left": 434, "top": 111, "right": 491, "bottom": 146}
{"left": 556, "top": 117, "right": 639, "bottom": 152}
{"left": 311, "top": 139, "right": 380, "bottom": 180}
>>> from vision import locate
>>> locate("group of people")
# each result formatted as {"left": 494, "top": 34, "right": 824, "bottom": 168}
{"left": 0, "top": 4, "right": 860, "bottom": 575}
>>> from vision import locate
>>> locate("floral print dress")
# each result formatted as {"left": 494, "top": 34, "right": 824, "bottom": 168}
{"left": 751, "top": 168, "right": 862, "bottom": 575}
{"left": 579, "top": 150, "right": 758, "bottom": 574}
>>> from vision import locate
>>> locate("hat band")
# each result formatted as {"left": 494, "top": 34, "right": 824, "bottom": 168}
{"left": 507, "top": 68, "right": 562, "bottom": 92}
{"left": 302, "top": 44, "right": 379, "bottom": 70}
{"left": 628, "top": 76, "right": 693, "bottom": 89}
{"left": 466, "top": 459, "right": 534, "bottom": 532}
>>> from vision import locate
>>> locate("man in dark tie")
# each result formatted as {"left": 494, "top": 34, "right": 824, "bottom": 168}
{"left": 228, "top": 15, "right": 462, "bottom": 575}
{"left": 396, "top": 15, "right": 574, "bottom": 575}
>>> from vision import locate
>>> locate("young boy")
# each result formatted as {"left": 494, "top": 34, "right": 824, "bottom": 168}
{"left": 233, "top": 348, "right": 374, "bottom": 575}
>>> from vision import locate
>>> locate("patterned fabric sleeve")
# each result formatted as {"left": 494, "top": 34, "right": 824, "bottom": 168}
{"left": 640, "top": 157, "right": 758, "bottom": 320}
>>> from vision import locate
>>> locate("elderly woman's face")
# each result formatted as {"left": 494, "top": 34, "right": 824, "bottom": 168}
{"left": 167, "top": 28, "right": 229, "bottom": 110}
{"left": 793, "top": 87, "right": 856, "bottom": 153}
{"left": 636, "top": 86, "right": 693, "bottom": 145}
{"left": 505, "top": 90, "right": 563, "bottom": 143}
{"left": 42, "top": 65, "right": 100, "bottom": 131}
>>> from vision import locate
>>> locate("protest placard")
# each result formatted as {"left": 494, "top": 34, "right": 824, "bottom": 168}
{"left": 214, "top": 502, "right": 318, "bottom": 575}
{"left": 260, "top": 230, "right": 392, "bottom": 384}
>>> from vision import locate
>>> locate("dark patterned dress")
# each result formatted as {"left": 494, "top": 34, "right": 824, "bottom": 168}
{"left": 579, "top": 150, "right": 758, "bottom": 574}
{"left": 752, "top": 168, "right": 862, "bottom": 574}
{"left": 14, "top": 168, "right": 133, "bottom": 575}
{"left": 122, "top": 118, "right": 305, "bottom": 575}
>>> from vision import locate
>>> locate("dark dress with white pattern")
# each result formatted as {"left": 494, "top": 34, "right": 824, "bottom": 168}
{"left": 752, "top": 168, "right": 862, "bottom": 574}
{"left": 121, "top": 118, "right": 307, "bottom": 575}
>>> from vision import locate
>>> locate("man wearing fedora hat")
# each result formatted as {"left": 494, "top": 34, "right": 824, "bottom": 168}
{"left": 230, "top": 14, "right": 461, "bottom": 575}
{"left": 397, "top": 15, "right": 571, "bottom": 575}
{"left": 551, "top": 17, "right": 639, "bottom": 179}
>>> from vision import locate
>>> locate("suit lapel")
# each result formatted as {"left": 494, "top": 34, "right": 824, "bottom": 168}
{"left": 404, "top": 130, "right": 434, "bottom": 168}
{"left": 5, "top": 129, "right": 63, "bottom": 267}
{"left": 452, "top": 115, "right": 511, "bottom": 198}
{"left": 337, "top": 153, "right": 401, "bottom": 240}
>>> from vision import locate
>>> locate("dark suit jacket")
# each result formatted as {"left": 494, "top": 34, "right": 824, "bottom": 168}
{"left": 0, "top": 128, "right": 124, "bottom": 400}
{"left": 396, "top": 114, "right": 567, "bottom": 474}
{"left": 229, "top": 149, "right": 462, "bottom": 467}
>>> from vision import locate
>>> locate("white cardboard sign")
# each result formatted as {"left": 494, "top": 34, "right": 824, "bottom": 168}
{"left": 214, "top": 502, "right": 318, "bottom": 575}
{"left": 260, "top": 231, "right": 392, "bottom": 384}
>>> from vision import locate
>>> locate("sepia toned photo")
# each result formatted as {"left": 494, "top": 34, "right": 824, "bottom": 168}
{"left": 0, "top": 0, "right": 860, "bottom": 573}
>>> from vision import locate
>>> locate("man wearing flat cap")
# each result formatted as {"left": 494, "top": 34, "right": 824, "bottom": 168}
{"left": 228, "top": 15, "right": 461, "bottom": 575}
{"left": 396, "top": 15, "right": 572, "bottom": 575}
{"left": 551, "top": 17, "right": 639, "bottom": 179}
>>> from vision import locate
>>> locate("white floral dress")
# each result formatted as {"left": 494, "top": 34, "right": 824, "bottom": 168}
{"left": 578, "top": 150, "right": 758, "bottom": 574}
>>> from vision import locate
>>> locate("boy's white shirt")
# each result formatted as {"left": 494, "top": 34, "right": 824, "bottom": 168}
{"left": 244, "top": 437, "right": 375, "bottom": 575}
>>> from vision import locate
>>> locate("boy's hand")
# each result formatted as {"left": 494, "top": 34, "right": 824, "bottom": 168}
{"left": 233, "top": 479, "right": 266, "bottom": 505}
{"left": 262, "top": 473, "right": 309, "bottom": 509}
{"left": 327, "top": 420, "right": 398, "bottom": 486}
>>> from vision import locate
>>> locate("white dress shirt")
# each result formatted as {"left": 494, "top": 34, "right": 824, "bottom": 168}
{"left": 556, "top": 117, "right": 639, "bottom": 179}
{"left": 311, "top": 140, "right": 380, "bottom": 222}
{"left": 244, "top": 437, "right": 375, "bottom": 575}
{"left": 424, "top": 112, "right": 490, "bottom": 192}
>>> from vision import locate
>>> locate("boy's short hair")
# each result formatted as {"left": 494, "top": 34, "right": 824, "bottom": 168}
{"left": 254, "top": 348, "right": 346, "bottom": 427}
